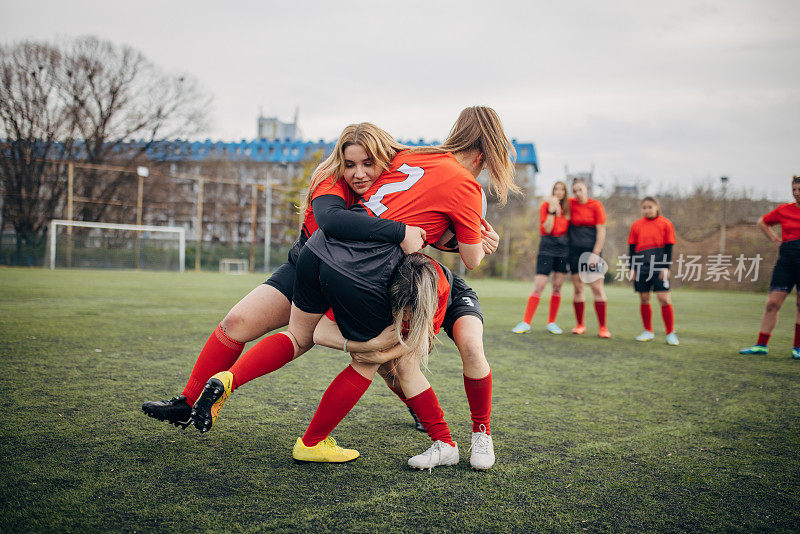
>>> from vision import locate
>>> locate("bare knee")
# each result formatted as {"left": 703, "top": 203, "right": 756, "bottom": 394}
{"left": 219, "top": 310, "right": 249, "bottom": 341}
{"left": 765, "top": 301, "right": 781, "bottom": 314}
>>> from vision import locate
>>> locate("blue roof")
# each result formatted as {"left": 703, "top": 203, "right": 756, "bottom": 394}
{"left": 141, "top": 138, "right": 538, "bottom": 169}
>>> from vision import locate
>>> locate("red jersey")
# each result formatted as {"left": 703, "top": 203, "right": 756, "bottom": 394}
{"left": 360, "top": 151, "right": 483, "bottom": 246}
{"left": 301, "top": 175, "right": 358, "bottom": 240}
{"left": 762, "top": 203, "right": 800, "bottom": 242}
{"left": 539, "top": 201, "right": 569, "bottom": 237}
{"left": 628, "top": 216, "right": 677, "bottom": 252}
{"left": 568, "top": 197, "right": 606, "bottom": 227}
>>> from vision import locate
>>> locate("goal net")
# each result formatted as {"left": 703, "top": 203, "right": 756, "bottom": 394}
{"left": 48, "top": 220, "right": 186, "bottom": 272}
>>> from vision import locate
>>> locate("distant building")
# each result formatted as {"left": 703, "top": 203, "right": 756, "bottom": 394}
{"left": 612, "top": 184, "right": 639, "bottom": 197}
{"left": 565, "top": 165, "right": 595, "bottom": 193}
{"left": 257, "top": 109, "right": 301, "bottom": 141}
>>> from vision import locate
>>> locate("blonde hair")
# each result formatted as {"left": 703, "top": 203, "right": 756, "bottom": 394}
{"left": 300, "top": 123, "right": 407, "bottom": 213}
{"left": 552, "top": 180, "right": 570, "bottom": 218}
{"left": 413, "top": 106, "right": 520, "bottom": 206}
{"left": 642, "top": 196, "right": 662, "bottom": 217}
{"left": 388, "top": 254, "right": 440, "bottom": 370}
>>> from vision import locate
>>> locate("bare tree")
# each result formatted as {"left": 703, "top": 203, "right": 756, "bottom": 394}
{"left": 0, "top": 41, "right": 76, "bottom": 250}
{"left": 0, "top": 36, "right": 212, "bottom": 248}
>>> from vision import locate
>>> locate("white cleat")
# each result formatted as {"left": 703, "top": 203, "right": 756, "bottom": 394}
{"left": 665, "top": 332, "right": 680, "bottom": 346}
{"left": 546, "top": 322, "right": 563, "bottom": 335}
{"left": 408, "top": 441, "right": 459, "bottom": 471}
{"left": 512, "top": 322, "right": 531, "bottom": 334}
{"left": 635, "top": 330, "right": 655, "bottom": 342}
{"left": 469, "top": 425, "right": 495, "bottom": 470}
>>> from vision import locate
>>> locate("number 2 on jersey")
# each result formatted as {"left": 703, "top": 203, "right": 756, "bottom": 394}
{"left": 363, "top": 164, "right": 424, "bottom": 216}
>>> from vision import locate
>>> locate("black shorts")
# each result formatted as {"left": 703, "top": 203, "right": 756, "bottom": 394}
{"left": 769, "top": 251, "right": 800, "bottom": 293}
{"left": 633, "top": 267, "right": 671, "bottom": 293}
{"left": 293, "top": 246, "right": 392, "bottom": 342}
{"left": 440, "top": 274, "right": 483, "bottom": 341}
{"left": 263, "top": 261, "right": 296, "bottom": 301}
{"left": 536, "top": 253, "right": 568, "bottom": 276}
{"left": 568, "top": 247, "right": 602, "bottom": 274}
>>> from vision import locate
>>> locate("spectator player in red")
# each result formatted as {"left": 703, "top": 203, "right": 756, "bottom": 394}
{"left": 188, "top": 106, "right": 518, "bottom": 470}
{"left": 568, "top": 179, "right": 611, "bottom": 337}
{"left": 141, "top": 123, "right": 425, "bottom": 427}
{"left": 512, "top": 180, "right": 570, "bottom": 334}
{"left": 740, "top": 175, "right": 800, "bottom": 359}
{"left": 627, "top": 196, "right": 679, "bottom": 345}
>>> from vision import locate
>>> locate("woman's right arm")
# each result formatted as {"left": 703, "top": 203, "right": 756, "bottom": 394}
{"left": 312, "top": 195, "right": 425, "bottom": 253}
{"left": 458, "top": 242, "right": 485, "bottom": 270}
{"left": 757, "top": 216, "right": 781, "bottom": 243}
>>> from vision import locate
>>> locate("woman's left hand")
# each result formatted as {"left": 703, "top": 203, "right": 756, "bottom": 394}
{"left": 351, "top": 343, "right": 408, "bottom": 365}
{"left": 481, "top": 219, "right": 500, "bottom": 255}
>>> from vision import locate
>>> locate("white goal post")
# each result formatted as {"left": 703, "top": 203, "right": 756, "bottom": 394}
{"left": 48, "top": 219, "right": 186, "bottom": 272}
{"left": 220, "top": 258, "right": 249, "bottom": 274}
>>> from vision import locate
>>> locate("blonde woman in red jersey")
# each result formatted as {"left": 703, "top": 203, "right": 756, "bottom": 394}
{"left": 740, "top": 175, "right": 800, "bottom": 359}
{"left": 190, "top": 107, "right": 517, "bottom": 470}
{"left": 568, "top": 179, "right": 611, "bottom": 337}
{"left": 141, "top": 123, "right": 426, "bottom": 427}
{"left": 512, "top": 181, "right": 570, "bottom": 334}
{"left": 627, "top": 197, "right": 678, "bottom": 345}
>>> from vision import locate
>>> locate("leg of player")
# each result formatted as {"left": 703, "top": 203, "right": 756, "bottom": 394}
{"left": 292, "top": 360, "right": 381, "bottom": 463}
{"left": 452, "top": 315, "right": 495, "bottom": 470}
{"left": 657, "top": 291, "right": 678, "bottom": 345}
{"left": 740, "top": 291, "right": 788, "bottom": 355}
{"left": 546, "top": 272, "right": 565, "bottom": 334}
{"left": 590, "top": 278, "right": 610, "bottom": 338}
{"left": 378, "top": 364, "right": 425, "bottom": 432}
{"left": 571, "top": 273, "right": 586, "bottom": 334}
{"left": 191, "top": 304, "right": 319, "bottom": 432}
{"left": 513, "top": 275, "right": 548, "bottom": 334}
{"left": 636, "top": 291, "right": 655, "bottom": 341}
{"left": 794, "top": 294, "right": 800, "bottom": 360}
{"left": 141, "top": 284, "right": 291, "bottom": 428}
{"left": 393, "top": 356, "right": 459, "bottom": 471}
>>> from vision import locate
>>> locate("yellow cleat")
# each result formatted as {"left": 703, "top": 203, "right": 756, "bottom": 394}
{"left": 292, "top": 436, "right": 360, "bottom": 463}
{"left": 191, "top": 371, "right": 234, "bottom": 433}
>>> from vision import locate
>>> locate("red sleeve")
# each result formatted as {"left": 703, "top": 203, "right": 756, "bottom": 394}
{"left": 664, "top": 218, "right": 676, "bottom": 245}
{"left": 539, "top": 202, "right": 549, "bottom": 234}
{"left": 594, "top": 201, "right": 607, "bottom": 225}
{"left": 628, "top": 220, "right": 639, "bottom": 245}
{"left": 311, "top": 175, "right": 354, "bottom": 205}
{"left": 762, "top": 206, "right": 781, "bottom": 226}
{"left": 449, "top": 180, "right": 483, "bottom": 245}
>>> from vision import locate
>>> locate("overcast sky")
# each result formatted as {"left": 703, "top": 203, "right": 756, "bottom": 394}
{"left": 2, "top": 0, "right": 798, "bottom": 199}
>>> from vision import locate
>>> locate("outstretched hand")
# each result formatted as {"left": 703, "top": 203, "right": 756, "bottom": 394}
{"left": 400, "top": 225, "right": 427, "bottom": 254}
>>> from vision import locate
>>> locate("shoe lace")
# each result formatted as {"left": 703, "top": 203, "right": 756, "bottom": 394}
{"left": 423, "top": 441, "right": 442, "bottom": 473}
{"left": 468, "top": 425, "right": 491, "bottom": 456}
{"left": 321, "top": 436, "right": 345, "bottom": 453}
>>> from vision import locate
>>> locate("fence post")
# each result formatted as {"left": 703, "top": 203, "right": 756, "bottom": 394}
{"left": 249, "top": 183, "right": 257, "bottom": 272}
{"left": 195, "top": 178, "right": 204, "bottom": 271}
{"left": 66, "top": 162, "right": 73, "bottom": 268}
{"left": 264, "top": 175, "right": 272, "bottom": 273}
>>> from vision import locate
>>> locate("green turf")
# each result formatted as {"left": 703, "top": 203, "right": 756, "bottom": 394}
{"left": 1, "top": 267, "right": 799, "bottom": 532}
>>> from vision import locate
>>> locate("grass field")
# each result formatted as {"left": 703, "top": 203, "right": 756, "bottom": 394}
{"left": 1, "top": 267, "right": 799, "bottom": 533}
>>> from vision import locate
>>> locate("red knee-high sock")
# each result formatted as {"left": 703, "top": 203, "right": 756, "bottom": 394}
{"left": 661, "top": 304, "right": 675, "bottom": 334}
{"left": 594, "top": 301, "right": 607, "bottom": 328}
{"left": 301, "top": 365, "right": 372, "bottom": 447}
{"left": 228, "top": 332, "right": 295, "bottom": 390}
{"left": 523, "top": 294, "right": 541, "bottom": 324}
{"left": 464, "top": 372, "right": 492, "bottom": 434}
{"left": 548, "top": 294, "right": 561, "bottom": 323}
{"left": 405, "top": 388, "right": 455, "bottom": 446}
{"left": 756, "top": 332, "right": 771, "bottom": 346}
{"left": 182, "top": 325, "right": 245, "bottom": 405}
{"left": 640, "top": 303, "right": 653, "bottom": 332}
{"left": 574, "top": 301, "right": 585, "bottom": 325}
{"left": 795, "top": 324, "right": 800, "bottom": 349}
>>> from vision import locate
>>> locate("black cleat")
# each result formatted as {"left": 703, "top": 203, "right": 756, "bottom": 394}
{"left": 142, "top": 395, "right": 192, "bottom": 429}
{"left": 408, "top": 406, "right": 426, "bottom": 432}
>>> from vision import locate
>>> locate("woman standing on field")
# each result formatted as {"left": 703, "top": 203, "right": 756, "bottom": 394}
{"left": 740, "top": 175, "right": 800, "bottom": 359}
{"left": 512, "top": 181, "right": 570, "bottom": 334}
{"left": 568, "top": 179, "right": 610, "bottom": 338}
{"left": 627, "top": 196, "right": 678, "bottom": 345}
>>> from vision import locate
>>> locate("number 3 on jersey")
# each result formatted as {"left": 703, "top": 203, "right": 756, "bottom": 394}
{"left": 363, "top": 164, "right": 424, "bottom": 217}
